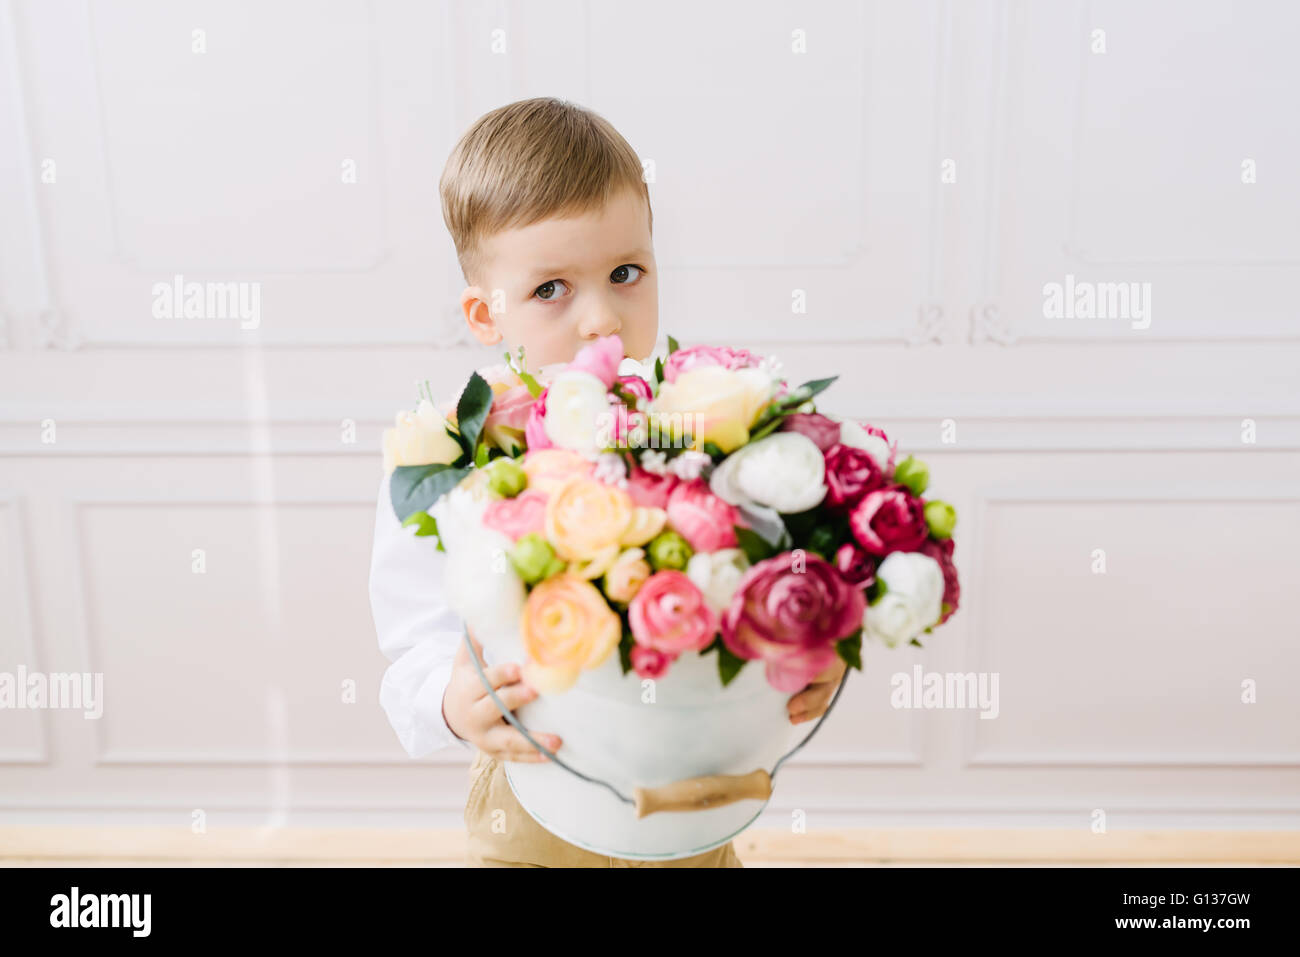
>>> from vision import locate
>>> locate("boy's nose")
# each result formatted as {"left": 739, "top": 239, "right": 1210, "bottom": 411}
{"left": 578, "top": 305, "right": 621, "bottom": 340}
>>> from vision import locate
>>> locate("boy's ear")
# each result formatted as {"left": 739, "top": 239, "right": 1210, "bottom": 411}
{"left": 460, "top": 286, "right": 503, "bottom": 346}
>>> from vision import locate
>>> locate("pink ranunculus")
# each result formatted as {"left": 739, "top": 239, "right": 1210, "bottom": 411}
{"left": 625, "top": 465, "right": 679, "bottom": 509}
{"left": 824, "top": 443, "right": 888, "bottom": 508}
{"left": 833, "top": 542, "right": 877, "bottom": 589}
{"left": 780, "top": 413, "right": 841, "bottom": 452}
{"left": 630, "top": 644, "right": 678, "bottom": 680}
{"left": 523, "top": 385, "right": 552, "bottom": 451}
{"left": 848, "top": 486, "right": 929, "bottom": 557}
{"left": 614, "top": 374, "right": 654, "bottom": 404}
{"left": 628, "top": 570, "right": 719, "bottom": 655}
{"left": 481, "top": 489, "right": 549, "bottom": 541}
{"left": 665, "top": 479, "right": 739, "bottom": 552}
{"left": 483, "top": 384, "right": 539, "bottom": 453}
{"left": 661, "top": 344, "right": 764, "bottom": 384}
{"left": 917, "top": 535, "right": 960, "bottom": 625}
{"left": 569, "top": 334, "right": 623, "bottom": 387}
{"left": 721, "top": 552, "right": 866, "bottom": 693}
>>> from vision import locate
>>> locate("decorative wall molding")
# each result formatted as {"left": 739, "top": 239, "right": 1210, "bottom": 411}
{"left": 0, "top": 493, "right": 51, "bottom": 765}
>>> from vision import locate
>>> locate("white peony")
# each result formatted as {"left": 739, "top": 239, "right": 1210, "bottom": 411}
{"left": 708, "top": 430, "right": 827, "bottom": 514}
{"left": 685, "top": 548, "right": 751, "bottom": 614}
{"left": 544, "top": 370, "right": 611, "bottom": 457}
{"left": 863, "top": 551, "right": 944, "bottom": 648}
{"left": 430, "top": 485, "right": 525, "bottom": 642}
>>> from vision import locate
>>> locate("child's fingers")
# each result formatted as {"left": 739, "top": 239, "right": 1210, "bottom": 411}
{"left": 477, "top": 661, "right": 524, "bottom": 691}
{"left": 470, "top": 679, "right": 538, "bottom": 724}
{"left": 483, "top": 726, "right": 562, "bottom": 762}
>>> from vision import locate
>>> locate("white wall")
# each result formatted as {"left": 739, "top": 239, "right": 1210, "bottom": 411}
{"left": 0, "top": 0, "right": 1297, "bottom": 829}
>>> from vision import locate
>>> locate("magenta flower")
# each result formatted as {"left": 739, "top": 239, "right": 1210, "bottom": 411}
{"left": 917, "top": 535, "right": 960, "bottom": 624}
{"left": 721, "top": 552, "right": 866, "bottom": 693}
{"left": 628, "top": 570, "right": 719, "bottom": 655}
{"left": 780, "top": 413, "right": 841, "bottom": 452}
{"left": 833, "top": 542, "right": 877, "bottom": 589}
{"left": 630, "top": 644, "right": 678, "bottom": 680}
{"left": 665, "top": 479, "right": 740, "bottom": 552}
{"left": 823, "top": 442, "right": 888, "bottom": 508}
{"left": 662, "top": 344, "right": 763, "bottom": 384}
{"left": 849, "top": 486, "right": 929, "bottom": 556}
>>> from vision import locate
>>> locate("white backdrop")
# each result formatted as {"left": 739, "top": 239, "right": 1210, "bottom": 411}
{"left": 1, "top": 0, "right": 1297, "bottom": 830}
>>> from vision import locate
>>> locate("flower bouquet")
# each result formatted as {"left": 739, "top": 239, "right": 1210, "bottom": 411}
{"left": 383, "top": 335, "right": 960, "bottom": 859}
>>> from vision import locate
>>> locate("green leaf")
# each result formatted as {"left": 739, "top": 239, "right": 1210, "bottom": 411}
{"left": 454, "top": 372, "right": 494, "bottom": 459}
{"left": 746, "top": 413, "right": 787, "bottom": 445}
{"left": 733, "top": 524, "right": 775, "bottom": 565}
{"left": 908, "top": 637, "right": 924, "bottom": 648}
{"left": 617, "top": 622, "right": 635, "bottom": 676}
{"left": 793, "top": 376, "right": 838, "bottom": 401}
{"left": 390, "top": 464, "right": 471, "bottom": 522}
{"left": 401, "top": 510, "right": 444, "bottom": 550}
{"left": 666, "top": 334, "right": 680, "bottom": 355}
{"left": 715, "top": 640, "right": 747, "bottom": 687}
{"left": 702, "top": 440, "right": 726, "bottom": 461}
{"left": 653, "top": 355, "right": 665, "bottom": 386}
{"left": 836, "top": 629, "right": 863, "bottom": 670}
{"left": 868, "top": 577, "right": 888, "bottom": 605}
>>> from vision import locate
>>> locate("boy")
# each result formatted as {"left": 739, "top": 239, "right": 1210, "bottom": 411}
{"left": 370, "top": 97, "right": 847, "bottom": 867}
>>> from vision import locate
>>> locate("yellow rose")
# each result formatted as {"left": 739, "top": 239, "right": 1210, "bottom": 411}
{"left": 521, "top": 449, "right": 594, "bottom": 495}
{"left": 602, "top": 547, "right": 651, "bottom": 603}
{"left": 520, "top": 574, "right": 621, "bottom": 693}
{"left": 649, "top": 366, "right": 774, "bottom": 454}
{"left": 545, "top": 476, "right": 634, "bottom": 561}
{"left": 382, "top": 399, "right": 463, "bottom": 474}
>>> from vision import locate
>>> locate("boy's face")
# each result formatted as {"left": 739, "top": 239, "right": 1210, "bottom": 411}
{"left": 459, "top": 187, "right": 659, "bottom": 369}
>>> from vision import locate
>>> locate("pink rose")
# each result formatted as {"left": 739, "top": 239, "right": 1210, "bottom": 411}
{"left": 630, "top": 644, "right": 678, "bottom": 680}
{"left": 662, "top": 344, "right": 763, "bottom": 383}
{"left": 483, "top": 384, "right": 539, "bottom": 454}
{"left": 721, "top": 552, "right": 866, "bottom": 693}
{"left": 824, "top": 443, "right": 888, "bottom": 508}
{"left": 569, "top": 334, "right": 623, "bottom": 387}
{"left": 780, "top": 413, "right": 841, "bottom": 452}
{"left": 524, "top": 385, "right": 551, "bottom": 451}
{"left": 917, "top": 535, "right": 960, "bottom": 625}
{"left": 614, "top": 374, "right": 654, "bottom": 404}
{"left": 625, "top": 466, "right": 680, "bottom": 509}
{"left": 628, "top": 570, "right": 719, "bottom": 655}
{"left": 665, "top": 479, "right": 739, "bottom": 552}
{"left": 849, "top": 486, "right": 929, "bottom": 557}
{"left": 833, "top": 542, "right": 877, "bottom": 589}
{"left": 482, "top": 489, "right": 549, "bottom": 541}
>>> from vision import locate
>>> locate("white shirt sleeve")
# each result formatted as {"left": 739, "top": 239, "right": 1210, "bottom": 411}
{"left": 369, "top": 470, "right": 474, "bottom": 757}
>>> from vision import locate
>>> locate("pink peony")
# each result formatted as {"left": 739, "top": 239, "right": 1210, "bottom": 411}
{"left": 625, "top": 466, "right": 680, "bottom": 509}
{"left": 848, "top": 486, "right": 929, "bottom": 557}
{"left": 833, "top": 542, "right": 877, "bottom": 589}
{"left": 823, "top": 443, "right": 888, "bottom": 508}
{"left": 614, "top": 374, "right": 654, "bottom": 404}
{"left": 569, "top": 334, "right": 623, "bottom": 387}
{"left": 630, "top": 644, "right": 678, "bottom": 680}
{"left": 780, "top": 413, "right": 841, "bottom": 452}
{"left": 524, "top": 385, "right": 552, "bottom": 451}
{"left": 917, "top": 535, "right": 960, "bottom": 625}
{"left": 482, "top": 489, "right": 549, "bottom": 541}
{"left": 665, "top": 479, "right": 739, "bottom": 552}
{"left": 483, "top": 383, "right": 539, "bottom": 453}
{"left": 628, "top": 570, "right": 719, "bottom": 655}
{"left": 662, "top": 344, "right": 764, "bottom": 384}
{"left": 721, "top": 552, "right": 866, "bottom": 693}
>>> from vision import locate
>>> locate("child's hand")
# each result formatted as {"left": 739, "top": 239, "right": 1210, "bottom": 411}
{"left": 442, "top": 628, "right": 562, "bottom": 762}
{"left": 786, "top": 657, "right": 848, "bottom": 726}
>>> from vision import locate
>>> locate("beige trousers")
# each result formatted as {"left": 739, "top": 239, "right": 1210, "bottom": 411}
{"left": 463, "top": 748, "right": 744, "bottom": 867}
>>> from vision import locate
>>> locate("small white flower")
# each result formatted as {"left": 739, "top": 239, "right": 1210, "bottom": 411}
{"left": 668, "top": 450, "right": 712, "bottom": 481}
{"left": 685, "top": 549, "right": 750, "bottom": 614}
{"left": 758, "top": 354, "right": 784, "bottom": 379}
{"left": 639, "top": 448, "right": 669, "bottom": 476}
{"left": 593, "top": 452, "right": 629, "bottom": 487}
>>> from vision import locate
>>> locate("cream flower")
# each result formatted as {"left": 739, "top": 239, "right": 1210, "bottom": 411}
{"left": 382, "top": 400, "right": 462, "bottom": 474}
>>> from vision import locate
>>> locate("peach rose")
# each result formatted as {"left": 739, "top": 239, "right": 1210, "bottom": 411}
{"left": 545, "top": 476, "right": 635, "bottom": 561}
{"left": 520, "top": 574, "right": 622, "bottom": 693}
{"left": 521, "top": 448, "right": 594, "bottom": 494}
{"left": 603, "top": 547, "right": 651, "bottom": 603}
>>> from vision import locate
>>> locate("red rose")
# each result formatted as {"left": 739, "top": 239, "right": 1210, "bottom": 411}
{"left": 823, "top": 443, "right": 888, "bottom": 508}
{"left": 848, "top": 486, "right": 929, "bottom": 556}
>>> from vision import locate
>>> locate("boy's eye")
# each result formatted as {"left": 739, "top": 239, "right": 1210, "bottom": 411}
{"left": 611, "top": 264, "right": 644, "bottom": 284}
{"left": 533, "top": 279, "right": 570, "bottom": 301}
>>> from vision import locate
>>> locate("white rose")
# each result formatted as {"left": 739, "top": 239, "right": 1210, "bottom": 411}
{"left": 382, "top": 399, "right": 463, "bottom": 474}
{"left": 708, "top": 431, "right": 827, "bottom": 514}
{"left": 830, "top": 414, "right": 893, "bottom": 472}
{"left": 685, "top": 548, "right": 751, "bottom": 614}
{"left": 863, "top": 551, "right": 944, "bottom": 647}
{"left": 544, "top": 370, "right": 611, "bottom": 457}
{"left": 430, "top": 487, "right": 525, "bottom": 638}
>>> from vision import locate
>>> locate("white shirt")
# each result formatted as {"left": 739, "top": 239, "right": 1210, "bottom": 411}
{"left": 369, "top": 470, "right": 475, "bottom": 757}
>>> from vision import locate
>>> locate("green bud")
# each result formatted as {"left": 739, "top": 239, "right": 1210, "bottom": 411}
{"left": 893, "top": 455, "right": 929, "bottom": 496}
{"left": 487, "top": 458, "right": 527, "bottom": 498}
{"left": 509, "top": 533, "right": 556, "bottom": 584}
{"left": 923, "top": 500, "right": 956, "bottom": 540}
{"left": 647, "top": 530, "right": 693, "bottom": 571}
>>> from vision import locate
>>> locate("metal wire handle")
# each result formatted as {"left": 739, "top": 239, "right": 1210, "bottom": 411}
{"left": 462, "top": 625, "right": 850, "bottom": 808}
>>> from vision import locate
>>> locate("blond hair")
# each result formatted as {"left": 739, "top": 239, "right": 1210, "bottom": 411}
{"left": 439, "top": 97, "right": 652, "bottom": 285}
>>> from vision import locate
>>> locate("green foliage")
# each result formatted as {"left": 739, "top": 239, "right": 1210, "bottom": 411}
{"left": 390, "top": 463, "right": 471, "bottom": 522}
{"left": 837, "top": 628, "right": 863, "bottom": 670}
